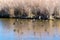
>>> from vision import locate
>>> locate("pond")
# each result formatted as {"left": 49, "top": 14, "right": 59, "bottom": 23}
{"left": 0, "top": 18, "right": 60, "bottom": 40}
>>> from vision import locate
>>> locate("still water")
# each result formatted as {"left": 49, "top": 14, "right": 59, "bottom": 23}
{"left": 0, "top": 18, "right": 60, "bottom": 40}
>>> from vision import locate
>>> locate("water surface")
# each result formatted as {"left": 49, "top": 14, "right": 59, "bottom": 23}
{"left": 0, "top": 18, "right": 60, "bottom": 40}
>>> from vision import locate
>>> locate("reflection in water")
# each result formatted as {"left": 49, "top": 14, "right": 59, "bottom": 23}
{"left": 0, "top": 19, "right": 60, "bottom": 40}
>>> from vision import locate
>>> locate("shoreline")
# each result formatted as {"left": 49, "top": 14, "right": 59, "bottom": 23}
{"left": 0, "top": 17, "right": 60, "bottom": 20}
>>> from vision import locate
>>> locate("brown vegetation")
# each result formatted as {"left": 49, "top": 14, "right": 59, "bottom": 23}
{"left": 0, "top": 0, "right": 60, "bottom": 19}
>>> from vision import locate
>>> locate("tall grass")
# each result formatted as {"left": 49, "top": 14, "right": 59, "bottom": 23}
{"left": 0, "top": 0, "right": 60, "bottom": 18}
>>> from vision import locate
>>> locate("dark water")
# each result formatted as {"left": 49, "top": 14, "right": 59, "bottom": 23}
{"left": 0, "top": 18, "right": 60, "bottom": 40}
